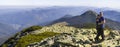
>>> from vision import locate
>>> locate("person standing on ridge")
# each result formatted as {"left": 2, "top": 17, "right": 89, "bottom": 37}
{"left": 95, "top": 12, "right": 106, "bottom": 41}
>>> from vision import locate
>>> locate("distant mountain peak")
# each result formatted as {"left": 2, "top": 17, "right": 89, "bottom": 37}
{"left": 49, "top": 10, "right": 98, "bottom": 27}
{"left": 81, "top": 10, "right": 97, "bottom": 16}
{"left": 62, "top": 15, "right": 73, "bottom": 18}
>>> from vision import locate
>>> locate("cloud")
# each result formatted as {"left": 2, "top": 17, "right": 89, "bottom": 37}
{"left": 0, "top": 0, "right": 119, "bottom": 9}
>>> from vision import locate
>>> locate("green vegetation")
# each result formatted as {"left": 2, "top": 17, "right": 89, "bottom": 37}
{"left": 21, "top": 26, "right": 42, "bottom": 33}
{"left": 15, "top": 31, "right": 60, "bottom": 47}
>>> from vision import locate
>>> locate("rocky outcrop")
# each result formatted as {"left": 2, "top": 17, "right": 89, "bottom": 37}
{"left": 28, "top": 25, "right": 120, "bottom": 47}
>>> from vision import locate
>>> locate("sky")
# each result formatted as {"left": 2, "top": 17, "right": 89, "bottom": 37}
{"left": 0, "top": 0, "right": 120, "bottom": 9}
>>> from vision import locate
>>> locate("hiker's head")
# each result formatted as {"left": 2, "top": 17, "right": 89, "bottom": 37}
{"left": 99, "top": 12, "right": 103, "bottom": 17}
{"left": 97, "top": 14, "right": 100, "bottom": 18}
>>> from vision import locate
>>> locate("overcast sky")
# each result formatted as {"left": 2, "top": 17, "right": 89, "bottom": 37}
{"left": 0, "top": 0, "right": 120, "bottom": 9}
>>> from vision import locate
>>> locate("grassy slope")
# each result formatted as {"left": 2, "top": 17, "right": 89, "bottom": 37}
{"left": 15, "top": 32, "right": 60, "bottom": 47}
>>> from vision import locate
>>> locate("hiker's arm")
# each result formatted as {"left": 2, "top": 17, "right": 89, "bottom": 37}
{"left": 98, "top": 20, "right": 105, "bottom": 25}
{"left": 96, "top": 19, "right": 99, "bottom": 21}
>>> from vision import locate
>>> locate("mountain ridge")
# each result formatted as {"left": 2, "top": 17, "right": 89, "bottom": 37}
{"left": 50, "top": 10, "right": 120, "bottom": 30}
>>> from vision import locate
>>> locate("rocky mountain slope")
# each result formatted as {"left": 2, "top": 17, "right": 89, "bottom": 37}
{"left": 28, "top": 24, "right": 120, "bottom": 47}
{"left": 1, "top": 23, "right": 120, "bottom": 47}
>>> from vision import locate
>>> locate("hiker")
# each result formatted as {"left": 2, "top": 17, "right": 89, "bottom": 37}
{"left": 95, "top": 12, "right": 106, "bottom": 41}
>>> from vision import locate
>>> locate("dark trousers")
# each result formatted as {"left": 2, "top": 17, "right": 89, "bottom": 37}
{"left": 95, "top": 28, "right": 104, "bottom": 40}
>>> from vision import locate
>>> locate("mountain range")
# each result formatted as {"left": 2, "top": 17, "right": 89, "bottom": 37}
{"left": 104, "top": 10, "right": 120, "bottom": 22}
{"left": 0, "top": 6, "right": 119, "bottom": 27}
{"left": 0, "top": 6, "right": 120, "bottom": 45}
{"left": 1, "top": 9, "right": 120, "bottom": 47}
